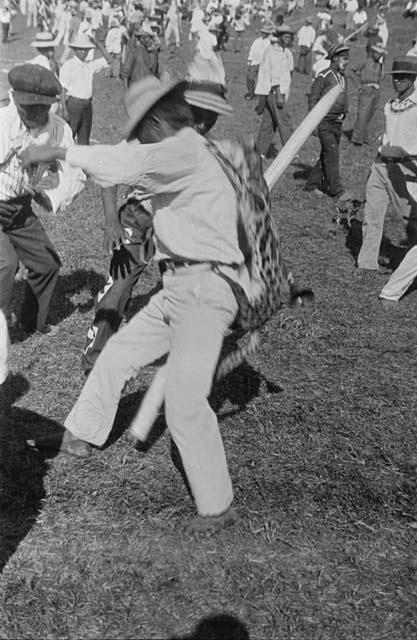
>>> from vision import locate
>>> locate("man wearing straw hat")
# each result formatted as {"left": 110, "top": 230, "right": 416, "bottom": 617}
{"left": 22, "top": 77, "right": 243, "bottom": 534}
{"left": 0, "top": 65, "right": 85, "bottom": 336}
{"left": 59, "top": 32, "right": 112, "bottom": 144}
{"left": 357, "top": 57, "right": 417, "bottom": 274}
{"left": 350, "top": 42, "right": 386, "bottom": 147}
{"left": 79, "top": 74, "right": 234, "bottom": 376}
{"left": 245, "top": 23, "right": 273, "bottom": 101}
{"left": 28, "top": 32, "right": 59, "bottom": 75}
{"left": 255, "top": 24, "right": 295, "bottom": 158}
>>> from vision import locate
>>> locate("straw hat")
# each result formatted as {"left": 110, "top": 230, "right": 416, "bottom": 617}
{"left": 30, "top": 32, "right": 57, "bottom": 48}
{"left": 259, "top": 24, "right": 275, "bottom": 34}
{"left": 70, "top": 33, "right": 96, "bottom": 48}
{"left": 124, "top": 76, "right": 184, "bottom": 138}
{"left": 184, "top": 81, "right": 233, "bottom": 116}
{"left": 386, "top": 56, "right": 417, "bottom": 75}
{"left": 275, "top": 24, "right": 294, "bottom": 35}
{"left": 370, "top": 43, "right": 386, "bottom": 56}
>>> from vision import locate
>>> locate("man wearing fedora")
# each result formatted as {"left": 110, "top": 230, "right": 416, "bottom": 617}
{"left": 255, "top": 24, "right": 295, "bottom": 158}
{"left": 22, "top": 76, "right": 245, "bottom": 534}
{"left": 0, "top": 64, "right": 85, "bottom": 336}
{"left": 305, "top": 42, "right": 350, "bottom": 199}
{"left": 350, "top": 43, "right": 386, "bottom": 147}
{"left": 245, "top": 23, "right": 273, "bottom": 100}
{"left": 357, "top": 57, "right": 417, "bottom": 273}
{"left": 60, "top": 33, "right": 112, "bottom": 145}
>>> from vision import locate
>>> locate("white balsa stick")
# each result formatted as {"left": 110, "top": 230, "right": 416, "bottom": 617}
{"left": 128, "top": 84, "right": 343, "bottom": 442}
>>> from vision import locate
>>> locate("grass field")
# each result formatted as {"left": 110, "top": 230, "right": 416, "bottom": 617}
{"left": 1, "top": 5, "right": 417, "bottom": 640}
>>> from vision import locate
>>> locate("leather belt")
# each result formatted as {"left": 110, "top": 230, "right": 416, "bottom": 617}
{"left": 380, "top": 155, "right": 417, "bottom": 164}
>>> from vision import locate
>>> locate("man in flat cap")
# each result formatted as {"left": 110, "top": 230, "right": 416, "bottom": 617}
{"left": 305, "top": 43, "right": 350, "bottom": 200}
{"left": 358, "top": 57, "right": 417, "bottom": 280}
{"left": 0, "top": 64, "right": 85, "bottom": 335}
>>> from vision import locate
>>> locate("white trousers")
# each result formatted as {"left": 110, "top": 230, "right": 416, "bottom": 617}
{"left": 165, "top": 22, "right": 180, "bottom": 47}
{"left": 0, "top": 309, "right": 9, "bottom": 385}
{"left": 380, "top": 245, "right": 417, "bottom": 301}
{"left": 65, "top": 265, "right": 238, "bottom": 516}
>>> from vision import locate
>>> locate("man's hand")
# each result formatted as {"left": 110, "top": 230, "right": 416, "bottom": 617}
{"left": 33, "top": 188, "right": 53, "bottom": 211}
{"left": 110, "top": 245, "right": 133, "bottom": 280}
{"left": 20, "top": 145, "right": 64, "bottom": 169}
{"left": 104, "top": 219, "right": 129, "bottom": 254}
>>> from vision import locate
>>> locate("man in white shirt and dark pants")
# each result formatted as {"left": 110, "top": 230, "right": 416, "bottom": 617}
{"left": 245, "top": 23, "right": 273, "bottom": 100}
{"left": 60, "top": 33, "right": 111, "bottom": 144}
{"left": 0, "top": 65, "right": 85, "bottom": 334}
{"left": 296, "top": 17, "right": 316, "bottom": 75}
{"left": 357, "top": 58, "right": 417, "bottom": 286}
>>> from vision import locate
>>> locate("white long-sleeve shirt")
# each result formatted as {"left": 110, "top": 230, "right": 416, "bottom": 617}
{"left": 66, "top": 127, "right": 244, "bottom": 265}
{"left": 0, "top": 102, "right": 85, "bottom": 213}
{"left": 247, "top": 36, "right": 270, "bottom": 66}
{"left": 297, "top": 24, "right": 316, "bottom": 48}
{"left": 255, "top": 45, "right": 293, "bottom": 97}
{"left": 60, "top": 55, "right": 108, "bottom": 100}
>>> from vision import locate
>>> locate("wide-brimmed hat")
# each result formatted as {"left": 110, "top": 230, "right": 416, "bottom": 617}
{"left": 9, "top": 64, "right": 62, "bottom": 105}
{"left": 124, "top": 76, "right": 184, "bottom": 138}
{"left": 326, "top": 43, "right": 350, "bottom": 59}
{"left": 259, "top": 23, "right": 275, "bottom": 34}
{"left": 275, "top": 24, "right": 294, "bottom": 35}
{"left": 184, "top": 81, "right": 233, "bottom": 116}
{"left": 30, "top": 32, "right": 57, "bottom": 48}
{"left": 69, "top": 33, "right": 96, "bottom": 48}
{"left": 370, "top": 43, "right": 386, "bottom": 56}
{"left": 386, "top": 56, "right": 417, "bottom": 75}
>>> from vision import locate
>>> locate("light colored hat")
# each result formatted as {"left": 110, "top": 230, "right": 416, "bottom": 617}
{"left": 275, "top": 24, "right": 294, "bottom": 35}
{"left": 370, "top": 43, "right": 386, "bottom": 56}
{"left": 124, "top": 76, "right": 183, "bottom": 138}
{"left": 184, "top": 81, "right": 233, "bottom": 116}
{"left": 259, "top": 23, "right": 275, "bottom": 34}
{"left": 70, "top": 33, "right": 96, "bottom": 48}
{"left": 326, "top": 42, "right": 350, "bottom": 59}
{"left": 30, "top": 32, "right": 57, "bottom": 48}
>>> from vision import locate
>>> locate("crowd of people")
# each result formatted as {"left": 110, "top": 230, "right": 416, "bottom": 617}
{"left": 2, "top": 0, "right": 417, "bottom": 533}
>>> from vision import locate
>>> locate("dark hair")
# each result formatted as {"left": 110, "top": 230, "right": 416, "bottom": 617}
{"left": 130, "top": 83, "right": 194, "bottom": 142}
{"left": 190, "top": 105, "right": 218, "bottom": 133}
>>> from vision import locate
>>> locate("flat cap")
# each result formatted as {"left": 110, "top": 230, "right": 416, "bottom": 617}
{"left": 8, "top": 64, "right": 62, "bottom": 105}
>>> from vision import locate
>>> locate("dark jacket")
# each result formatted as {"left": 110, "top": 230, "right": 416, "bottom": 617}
{"left": 309, "top": 67, "right": 348, "bottom": 121}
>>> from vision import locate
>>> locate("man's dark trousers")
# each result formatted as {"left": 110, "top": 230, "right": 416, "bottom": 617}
{"left": 246, "top": 64, "right": 259, "bottom": 98}
{"left": 67, "top": 96, "right": 93, "bottom": 145}
{"left": 352, "top": 85, "right": 379, "bottom": 145}
{"left": 305, "top": 119, "right": 344, "bottom": 196}
{"left": 0, "top": 196, "right": 61, "bottom": 332}
{"left": 256, "top": 92, "right": 293, "bottom": 157}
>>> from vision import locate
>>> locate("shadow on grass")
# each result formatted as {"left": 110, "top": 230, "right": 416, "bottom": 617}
{"left": 292, "top": 162, "right": 314, "bottom": 181}
{"left": 345, "top": 218, "right": 409, "bottom": 269}
{"left": 171, "top": 614, "right": 250, "bottom": 640}
{"left": 0, "top": 373, "right": 61, "bottom": 572}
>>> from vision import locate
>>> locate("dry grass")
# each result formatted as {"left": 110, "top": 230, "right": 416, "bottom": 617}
{"left": 1, "top": 5, "right": 417, "bottom": 639}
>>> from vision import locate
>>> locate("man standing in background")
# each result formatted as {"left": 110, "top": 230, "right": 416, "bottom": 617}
{"left": 245, "top": 23, "right": 273, "bottom": 100}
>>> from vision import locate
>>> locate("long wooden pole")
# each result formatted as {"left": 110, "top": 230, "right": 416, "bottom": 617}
{"left": 128, "top": 84, "right": 343, "bottom": 443}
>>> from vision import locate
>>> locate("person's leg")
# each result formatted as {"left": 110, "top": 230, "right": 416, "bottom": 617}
{"left": 273, "top": 102, "right": 294, "bottom": 150}
{"left": 66, "top": 96, "right": 84, "bottom": 140}
{"left": 165, "top": 22, "right": 173, "bottom": 46}
{"left": 65, "top": 288, "right": 170, "bottom": 446}
{"left": 246, "top": 64, "right": 258, "bottom": 98}
{"left": 0, "top": 229, "right": 19, "bottom": 322}
{"left": 352, "top": 87, "right": 375, "bottom": 145}
{"left": 174, "top": 23, "right": 180, "bottom": 46}
{"left": 77, "top": 101, "right": 93, "bottom": 145}
{"left": 81, "top": 244, "right": 148, "bottom": 375}
{"left": 380, "top": 246, "right": 417, "bottom": 302}
{"left": 163, "top": 268, "right": 237, "bottom": 517}
{"left": 320, "top": 121, "right": 343, "bottom": 196}
{"left": 357, "top": 162, "right": 390, "bottom": 270}
{"left": 9, "top": 214, "right": 61, "bottom": 331}
{"left": 256, "top": 98, "right": 276, "bottom": 156}
{"left": 386, "top": 162, "right": 417, "bottom": 247}
{"left": 305, "top": 48, "right": 312, "bottom": 74}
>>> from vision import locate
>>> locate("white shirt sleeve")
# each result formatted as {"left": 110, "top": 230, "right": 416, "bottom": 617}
{"left": 44, "top": 118, "right": 86, "bottom": 213}
{"left": 255, "top": 48, "right": 272, "bottom": 95}
{"left": 89, "top": 56, "right": 109, "bottom": 73}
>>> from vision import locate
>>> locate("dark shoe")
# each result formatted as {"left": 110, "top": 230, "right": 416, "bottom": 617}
{"left": 27, "top": 429, "right": 92, "bottom": 458}
{"left": 185, "top": 505, "right": 238, "bottom": 535}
